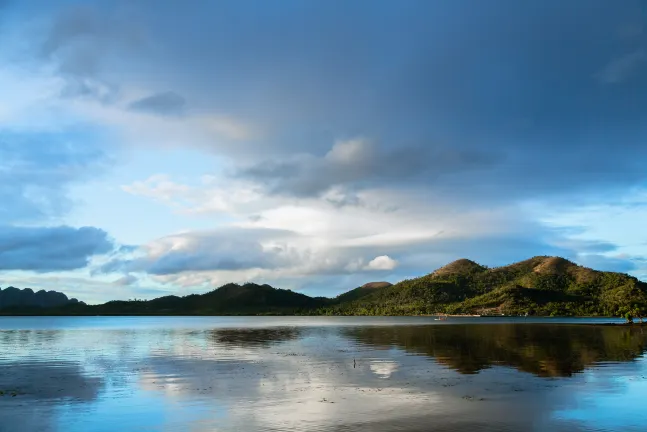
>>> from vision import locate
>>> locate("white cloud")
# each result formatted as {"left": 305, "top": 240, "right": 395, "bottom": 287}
{"left": 365, "top": 255, "right": 398, "bottom": 271}
{"left": 111, "top": 164, "right": 569, "bottom": 292}
{"left": 121, "top": 174, "right": 266, "bottom": 215}
{"left": 104, "top": 167, "right": 564, "bottom": 293}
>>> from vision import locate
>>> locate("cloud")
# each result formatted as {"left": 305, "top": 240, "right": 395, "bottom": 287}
{"left": 115, "top": 161, "right": 647, "bottom": 291}
{"left": 365, "top": 255, "right": 398, "bottom": 271}
{"left": 325, "top": 138, "right": 374, "bottom": 165}
{"left": 38, "top": 4, "right": 145, "bottom": 101}
{"left": 0, "top": 96, "right": 117, "bottom": 276}
{"left": 97, "top": 184, "right": 632, "bottom": 292}
{"left": 113, "top": 274, "right": 138, "bottom": 286}
{"left": 0, "top": 0, "right": 646, "bottom": 296}
{"left": 100, "top": 228, "right": 301, "bottom": 276}
{"left": 9, "top": 0, "right": 647, "bottom": 185}
{"left": 0, "top": 131, "right": 109, "bottom": 224}
{"left": 0, "top": 225, "right": 113, "bottom": 272}
{"left": 121, "top": 174, "right": 266, "bottom": 215}
{"left": 127, "top": 91, "right": 186, "bottom": 116}
{"left": 96, "top": 221, "right": 413, "bottom": 289}
{"left": 237, "top": 138, "right": 497, "bottom": 200}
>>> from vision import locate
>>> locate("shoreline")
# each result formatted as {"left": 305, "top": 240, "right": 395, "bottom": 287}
{"left": 0, "top": 312, "right": 635, "bottom": 322}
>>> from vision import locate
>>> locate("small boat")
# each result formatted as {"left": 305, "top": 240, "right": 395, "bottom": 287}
{"left": 434, "top": 314, "right": 448, "bottom": 321}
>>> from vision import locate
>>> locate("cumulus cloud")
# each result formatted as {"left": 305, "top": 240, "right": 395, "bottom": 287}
{"left": 365, "top": 256, "right": 398, "bottom": 271}
{"left": 97, "top": 223, "right": 412, "bottom": 290}
{"left": 114, "top": 157, "right": 647, "bottom": 291}
{"left": 100, "top": 228, "right": 300, "bottom": 276}
{"left": 0, "top": 225, "right": 113, "bottom": 272}
{"left": 96, "top": 185, "right": 635, "bottom": 292}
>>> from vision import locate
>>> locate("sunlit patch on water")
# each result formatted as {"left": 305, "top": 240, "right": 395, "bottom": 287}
{"left": 0, "top": 316, "right": 646, "bottom": 431}
{"left": 369, "top": 360, "right": 399, "bottom": 378}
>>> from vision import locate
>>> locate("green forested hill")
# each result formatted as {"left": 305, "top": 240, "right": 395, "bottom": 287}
{"left": 316, "top": 256, "right": 647, "bottom": 317}
{"left": 0, "top": 283, "right": 325, "bottom": 316}
{"left": 331, "top": 281, "right": 393, "bottom": 304}
{"left": 92, "top": 283, "right": 324, "bottom": 315}
{"left": 2, "top": 256, "right": 646, "bottom": 317}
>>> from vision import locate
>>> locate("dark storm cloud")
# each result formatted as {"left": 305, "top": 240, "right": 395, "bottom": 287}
{"left": 73, "top": 0, "right": 643, "bottom": 201}
{"left": 128, "top": 91, "right": 186, "bottom": 116}
{"left": 237, "top": 141, "right": 498, "bottom": 199}
{"left": 21, "top": 0, "right": 647, "bottom": 200}
{"left": 37, "top": 3, "right": 146, "bottom": 101}
{"left": 0, "top": 225, "right": 114, "bottom": 272}
{"left": 3, "top": 0, "right": 647, "bottom": 283}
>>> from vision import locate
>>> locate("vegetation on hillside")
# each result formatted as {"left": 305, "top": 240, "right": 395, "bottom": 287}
{"left": 1, "top": 257, "right": 646, "bottom": 318}
{"left": 314, "top": 256, "right": 647, "bottom": 318}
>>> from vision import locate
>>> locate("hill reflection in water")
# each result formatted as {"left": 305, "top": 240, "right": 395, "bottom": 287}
{"left": 342, "top": 324, "right": 647, "bottom": 377}
{"left": 3, "top": 318, "right": 647, "bottom": 431}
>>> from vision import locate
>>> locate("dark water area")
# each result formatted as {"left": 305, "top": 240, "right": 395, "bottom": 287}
{"left": 1, "top": 316, "right": 646, "bottom": 431}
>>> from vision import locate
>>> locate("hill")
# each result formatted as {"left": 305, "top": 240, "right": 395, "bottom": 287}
{"left": 91, "top": 283, "right": 326, "bottom": 315}
{"left": 0, "top": 287, "right": 81, "bottom": 310}
{"left": 431, "top": 259, "right": 487, "bottom": 278}
{"left": 317, "top": 256, "right": 647, "bottom": 317}
{"left": 1, "top": 256, "right": 646, "bottom": 317}
{"left": 332, "top": 281, "right": 393, "bottom": 304}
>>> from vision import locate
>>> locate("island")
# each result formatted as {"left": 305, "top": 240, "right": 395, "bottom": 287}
{"left": 1, "top": 256, "right": 646, "bottom": 319}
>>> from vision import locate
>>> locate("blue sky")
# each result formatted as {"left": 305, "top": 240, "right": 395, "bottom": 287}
{"left": 1, "top": 0, "right": 647, "bottom": 303}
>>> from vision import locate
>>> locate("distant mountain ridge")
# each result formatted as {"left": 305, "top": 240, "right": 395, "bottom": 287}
{"left": 1, "top": 256, "right": 646, "bottom": 317}
{"left": 0, "top": 287, "right": 81, "bottom": 309}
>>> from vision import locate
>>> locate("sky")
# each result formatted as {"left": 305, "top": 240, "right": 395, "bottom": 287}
{"left": 1, "top": 0, "right": 647, "bottom": 303}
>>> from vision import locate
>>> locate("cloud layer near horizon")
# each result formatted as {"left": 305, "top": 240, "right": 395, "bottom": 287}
{"left": 1, "top": 0, "right": 647, "bottom": 301}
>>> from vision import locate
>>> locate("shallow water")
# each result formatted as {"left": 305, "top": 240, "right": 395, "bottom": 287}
{"left": 1, "top": 316, "right": 646, "bottom": 431}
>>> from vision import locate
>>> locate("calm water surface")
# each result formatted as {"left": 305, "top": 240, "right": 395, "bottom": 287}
{"left": 1, "top": 316, "right": 646, "bottom": 431}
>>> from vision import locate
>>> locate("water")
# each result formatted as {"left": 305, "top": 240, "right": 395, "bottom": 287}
{"left": 1, "top": 316, "right": 646, "bottom": 431}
